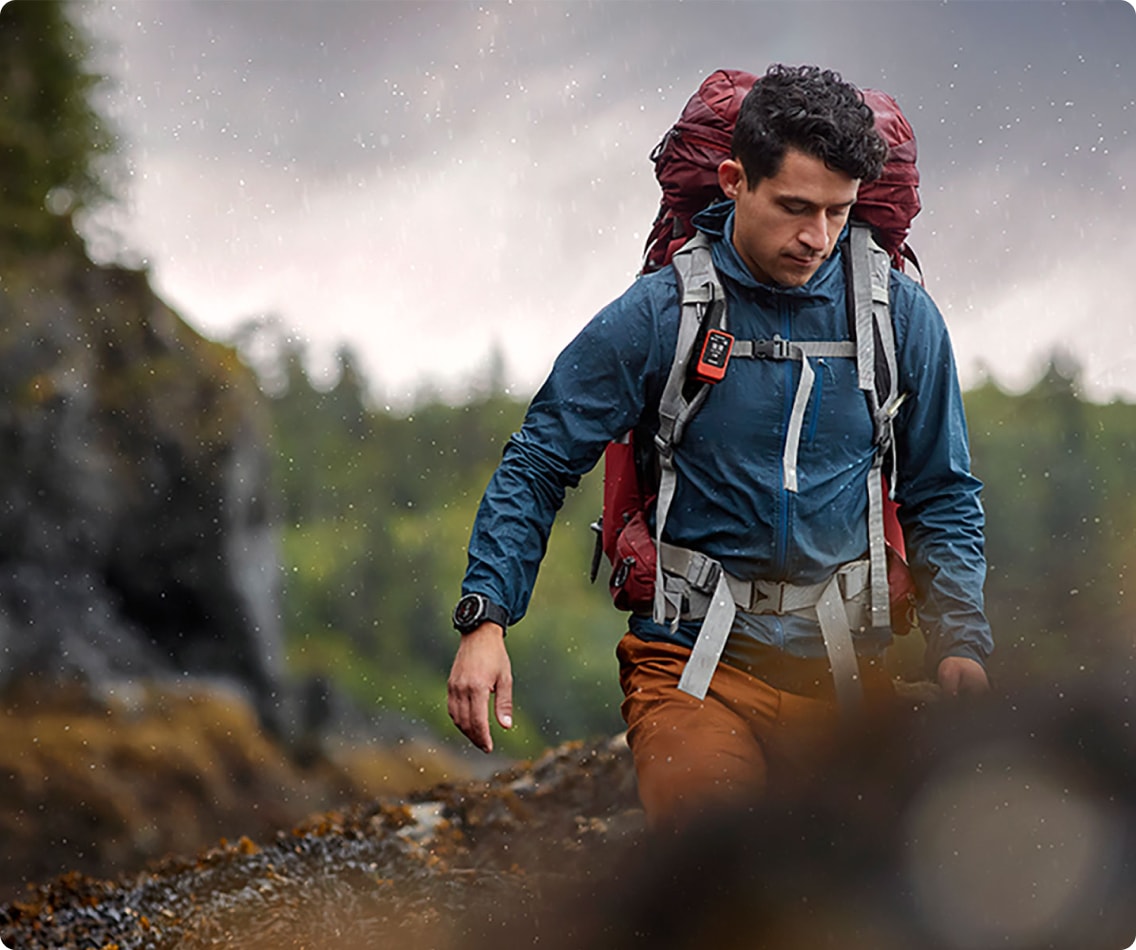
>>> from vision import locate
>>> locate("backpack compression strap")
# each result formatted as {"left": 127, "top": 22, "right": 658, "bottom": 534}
{"left": 849, "top": 222, "right": 904, "bottom": 632}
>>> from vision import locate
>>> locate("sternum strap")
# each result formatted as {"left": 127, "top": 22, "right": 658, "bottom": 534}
{"left": 733, "top": 337, "right": 856, "bottom": 492}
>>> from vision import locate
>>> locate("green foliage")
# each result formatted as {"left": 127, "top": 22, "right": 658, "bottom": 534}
{"left": 243, "top": 321, "right": 619, "bottom": 755}
{"left": 253, "top": 326, "right": 1135, "bottom": 748}
{"left": 0, "top": 0, "right": 116, "bottom": 259}
{"left": 965, "top": 359, "right": 1136, "bottom": 686}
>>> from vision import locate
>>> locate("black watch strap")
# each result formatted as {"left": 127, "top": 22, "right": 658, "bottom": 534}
{"left": 452, "top": 593, "right": 508, "bottom": 635}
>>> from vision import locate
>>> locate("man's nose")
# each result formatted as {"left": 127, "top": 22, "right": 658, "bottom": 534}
{"left": 799, "top": 211, "right": 829, "bottom": 252}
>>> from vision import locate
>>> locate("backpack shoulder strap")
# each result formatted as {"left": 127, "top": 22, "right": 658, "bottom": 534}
{"left": 653, "top": 232, "right": 727, "bottom": 625}
{"left": 656, "top": 232, "right": 725, "bottom": 455}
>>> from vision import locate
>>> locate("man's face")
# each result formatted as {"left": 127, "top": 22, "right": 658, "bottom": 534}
{"left": 719, "top": 147, "right": 860, "bottom": 287}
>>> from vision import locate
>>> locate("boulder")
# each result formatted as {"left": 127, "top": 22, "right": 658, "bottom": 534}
{"left": 0, "top": 245, "right": 286, "bottom": 730}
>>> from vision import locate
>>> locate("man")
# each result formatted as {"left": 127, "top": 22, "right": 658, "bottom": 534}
{"left": 448, "top": 64, "right": 992, "bottom": 829}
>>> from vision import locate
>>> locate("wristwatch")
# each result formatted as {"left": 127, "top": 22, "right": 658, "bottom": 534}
{"left": 452, "top": 593, "right": 509, "bottom": 635}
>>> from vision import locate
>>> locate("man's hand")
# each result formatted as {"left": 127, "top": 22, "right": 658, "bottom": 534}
{"left": 447, "top": 622, "right": 512, "bottom": 753}
{"left": 936, "top": 655, "right": 990, "bottom": 697}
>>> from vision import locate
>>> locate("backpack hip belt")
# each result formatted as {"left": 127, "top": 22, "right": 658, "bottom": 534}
{"left": 660, "top": 543, "right": 870, "bottom": 617}
{"left": 659, "top": 542, "right": 870, "bottom": 711}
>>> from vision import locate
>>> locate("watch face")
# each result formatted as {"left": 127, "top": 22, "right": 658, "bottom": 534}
{"left": 454, "top": 594, "right": 485, "bottom": 629}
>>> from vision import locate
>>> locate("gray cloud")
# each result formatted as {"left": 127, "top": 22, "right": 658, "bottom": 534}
{"left": 77, "top": 0, "right": 1136, "bottom": 402}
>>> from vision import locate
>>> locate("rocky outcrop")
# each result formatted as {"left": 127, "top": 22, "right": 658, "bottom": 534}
{"left": 0, "top": 244, "right": 285, "bottom": 729}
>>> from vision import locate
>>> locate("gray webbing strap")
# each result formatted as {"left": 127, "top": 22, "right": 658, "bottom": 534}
{"left": 669, "top": 552, "right": 868, "bottom": 709}
{"left": 676, "top": 570, "right": 735, "bottom": 699}
{"left": 782, "top": 347, "right": 813, "bottom": 493}
{"left": 653, "top": 468, "right": 681, "bottom": 626}
{"left": 654, "top": 234, "right": 724, "bottom": 627}
{"left": 865, "top": 456, "right": 890, "bottom": 628}
{"left": 733, "top": 338, "right": 856, "bottom": 492}
{"left": 659, "top": 543, "right": 870, "bottom": 614}
{"left": 850, "top": 224, "right": 877, "bottom": 396}
{"left": 815, "top": 574, "right": 863, "bottom": 712}
{"left": 870, "top": 244, "right": 899, "bottom": 413}
{"left": 780, "top": 341, "right": 855, "bottom": 492}
{"left": 868, "top": 231, "right": 903, "bottom": 503}
{"left": 731, "top": 340, "right": 855, "bottom": 359}
{"left": 755, "top": 559, "right": 869, "bottom": 615}
{"left": 850, "top": 223, "right": 896, "bottom": 630}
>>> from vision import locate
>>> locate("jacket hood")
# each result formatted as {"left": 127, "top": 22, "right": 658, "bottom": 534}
{"left": 693, "top": 200, "right": 847, "bottom": 301}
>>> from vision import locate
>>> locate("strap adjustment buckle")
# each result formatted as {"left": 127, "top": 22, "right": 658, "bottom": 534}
{"left": 753, "top": 335, "right": 792, "bottom": 360}
{"left": 686, "top": 553, "right": 721, "bottom": 594}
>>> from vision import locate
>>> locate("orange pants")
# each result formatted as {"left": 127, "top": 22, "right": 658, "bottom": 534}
{"left": 617, "top": 632, "right": 893, "bottom": 832}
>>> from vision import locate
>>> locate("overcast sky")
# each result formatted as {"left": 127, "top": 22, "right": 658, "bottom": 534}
{"left": 72, "top": 0, "right": 1135, "bottom": 406}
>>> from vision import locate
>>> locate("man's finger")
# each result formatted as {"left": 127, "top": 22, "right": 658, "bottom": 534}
{"left": 937, "top": 656, "right": 990, "bottom": 698}
{"left": 494, "top": 676, "right": 514, "bottom": 731}
{"left": 448, "top": 679, "right": 488, "bottom": 752}
{"left": 468, "top": 685, "right": 493, "bottom": 752}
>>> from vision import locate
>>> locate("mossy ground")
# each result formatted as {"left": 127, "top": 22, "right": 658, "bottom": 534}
{"left": 0, "top": 680, "right": 468, "bottom": 905}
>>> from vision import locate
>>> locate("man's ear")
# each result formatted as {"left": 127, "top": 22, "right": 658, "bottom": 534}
{"left": 718, "top": 158, "right": 745, "bottom": 200}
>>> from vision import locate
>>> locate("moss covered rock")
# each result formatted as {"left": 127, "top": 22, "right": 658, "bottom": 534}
{"left": 0, "top": 244, "right": 285, "bottom": 730}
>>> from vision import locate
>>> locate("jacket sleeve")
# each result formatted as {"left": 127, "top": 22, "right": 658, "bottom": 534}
{"left": 460, "top": 274, "right": 676, "bottom": 625}
{"left": 890, "top": 275, "right": 995, "bottom": 675}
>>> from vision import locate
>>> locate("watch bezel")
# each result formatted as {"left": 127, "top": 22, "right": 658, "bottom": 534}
{"left": 452, "top": 593, "right": 507, "bottom": 634}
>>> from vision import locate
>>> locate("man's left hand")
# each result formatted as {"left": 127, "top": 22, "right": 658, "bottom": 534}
{"left": 936, "top": 656, "right": 990, "bottom": 696}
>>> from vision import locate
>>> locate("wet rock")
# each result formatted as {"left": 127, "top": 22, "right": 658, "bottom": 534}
{"left": 0, "top": 248, "right": 285, "bottom": 733}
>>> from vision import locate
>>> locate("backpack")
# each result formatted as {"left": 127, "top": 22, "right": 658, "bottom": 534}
{"left": 640, "top": 70, "right": 921, "bottom": 276}
{"left": 589, "top": 72, "right": 923, "bottom": 697}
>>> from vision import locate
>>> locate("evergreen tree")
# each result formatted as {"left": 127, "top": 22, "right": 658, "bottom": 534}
{"left": 0, "top": 0, "right": 116, "bottom": 259}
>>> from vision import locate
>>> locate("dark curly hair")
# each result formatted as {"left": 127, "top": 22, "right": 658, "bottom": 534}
{"left": 731, "top": 64, "right": 887, "bottom": 187}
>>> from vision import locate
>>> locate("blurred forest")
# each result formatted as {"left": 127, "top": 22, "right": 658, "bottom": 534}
{"left": 236, "top": 326, "right": 1136, "bottom": 756}
{"left": 231, "top": 318, "right": 622, "bottom": 756}
{"left": 4, "top": 0, "right": 1133, "bottom": 764}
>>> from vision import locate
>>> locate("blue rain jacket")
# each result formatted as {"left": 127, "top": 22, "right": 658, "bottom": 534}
{"left": 462, "top": 204, "right": 993, "bottom": 674}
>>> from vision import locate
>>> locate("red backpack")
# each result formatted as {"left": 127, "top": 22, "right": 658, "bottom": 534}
{"left": 591, "top": 69, "right": 921, "bottom": 635}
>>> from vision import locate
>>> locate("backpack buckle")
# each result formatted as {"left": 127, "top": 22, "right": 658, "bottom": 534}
{"left": 754, "top": 336, "right": 792, "bottom": 360}
{"left": 751, "top": 581, "right": 787, "bottom": 614}
{"left": 686, "top": 554, "right": 721, "bottom": 594}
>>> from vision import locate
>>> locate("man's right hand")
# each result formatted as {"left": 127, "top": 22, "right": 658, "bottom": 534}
{"left": 447, "top": 622, "right": 512, "bottom": 753}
